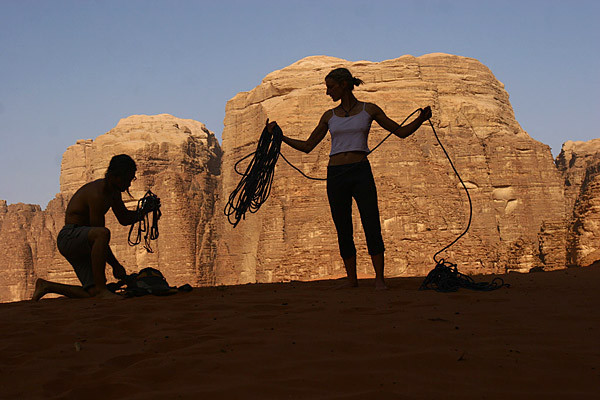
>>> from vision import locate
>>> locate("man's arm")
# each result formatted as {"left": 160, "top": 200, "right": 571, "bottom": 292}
{"left": 370, "top": 104, "right": 432, "bottom": 139}
{"left": 106, "top": 246, "right": 127, "bottom": 280}
{"left": 111, "top": 192, "right": 140, "bottom": 226}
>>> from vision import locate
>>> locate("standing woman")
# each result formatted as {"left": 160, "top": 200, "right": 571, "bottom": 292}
{"left": 267, "top": 68, "right": 431, "bottom": 289}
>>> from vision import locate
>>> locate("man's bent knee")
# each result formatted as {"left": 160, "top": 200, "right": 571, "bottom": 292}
{"left": 88, "top": 227, "right": 111, "bottom": 245}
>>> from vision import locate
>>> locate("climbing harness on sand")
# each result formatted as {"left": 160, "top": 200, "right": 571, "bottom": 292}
{"left": 128, "top": 190, "right": 162, "bottom": 253}
{"left": 225, "top": 108, "right": 509, "bottom": 291}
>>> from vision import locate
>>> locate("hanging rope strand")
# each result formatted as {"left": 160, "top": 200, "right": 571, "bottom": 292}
{"left": 418, "top": 120, "right": 508, "bottom": 291}
{"left": 427, "top": 119, "right": 473, "bottom": 265}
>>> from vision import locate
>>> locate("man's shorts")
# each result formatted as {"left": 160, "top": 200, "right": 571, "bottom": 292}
{"left": 57, "top": 224, "right": 95, "bottom": 289}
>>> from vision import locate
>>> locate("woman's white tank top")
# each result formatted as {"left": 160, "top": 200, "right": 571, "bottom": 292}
{"left": 328, "top": 103, "right": 372, "bottom": 156}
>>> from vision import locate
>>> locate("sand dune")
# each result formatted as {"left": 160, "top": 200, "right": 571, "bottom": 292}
{"left": 1, "top": 267, "right": 599, "bottom": 399}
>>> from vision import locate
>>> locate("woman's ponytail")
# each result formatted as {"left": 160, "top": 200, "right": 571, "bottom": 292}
{"left": 352, "top": 77, "right": 364, "bottom": 87}
{"left": 326, "top": 68, "right": 363, "bottom": 90}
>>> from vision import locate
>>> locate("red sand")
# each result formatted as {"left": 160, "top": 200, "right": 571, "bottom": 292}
{"left": 1, "top": 267, "right": 599, "bottom": 399}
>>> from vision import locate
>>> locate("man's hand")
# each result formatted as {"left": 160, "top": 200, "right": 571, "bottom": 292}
{"left": 141, "top": 195, "right": 161, "bottom": 215}
{"left": 112, "top": 264, "right": 127, "bottom": 281}
{"left": 419, "top": 106, "right": 432, "bottom": 122}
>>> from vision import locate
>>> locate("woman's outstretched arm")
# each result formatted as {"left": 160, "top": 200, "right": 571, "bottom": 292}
{"left": 267, "top": 110, "right": 332, "bottom": 154}
{"left": 369, "top": 104, "right": 432, "bottom": 139}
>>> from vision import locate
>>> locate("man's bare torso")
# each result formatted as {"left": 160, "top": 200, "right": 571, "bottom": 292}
{"left": 65, "top": 179, "right": 115, "bottom": 227}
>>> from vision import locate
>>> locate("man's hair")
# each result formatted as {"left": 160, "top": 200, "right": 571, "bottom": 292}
{"left": 105, "top": 154, "right": 136, "bottom": 179}
{"left": 325, "top": 68, "right": 364, "bottom": 90}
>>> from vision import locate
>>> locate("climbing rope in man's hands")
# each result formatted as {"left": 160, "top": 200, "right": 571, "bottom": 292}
{"left": 128, "top": 190, "right": 161, "bottom": 252}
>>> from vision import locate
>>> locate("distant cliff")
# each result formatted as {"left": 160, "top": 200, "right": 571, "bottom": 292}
{"left": 2, "top": 53, "right": 599, "bottom": 302}
{"left": 0, "top": 114, "right": 221, "bottom": 302}
{"left": 555, "top": 139, "right": 600, "bottom": 267}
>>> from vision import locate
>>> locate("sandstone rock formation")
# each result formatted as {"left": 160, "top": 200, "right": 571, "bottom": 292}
{"left": 4, "top": 53, "right": 600, "bottom": 303}
{"left": 0, "top": 197, "right": 71, "bottom": 303}
{"left": 556, "top": 139, "right": 600, "bottom": 267}
{"left": 0, "top": 115, "right": 221, "bottom": 302}
{"left": 215, "top": 54, "right": 567, "bottom": 285}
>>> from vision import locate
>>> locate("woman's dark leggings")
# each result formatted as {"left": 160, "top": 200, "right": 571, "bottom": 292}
{"left": 326, "top": 159, "right": 385, "bottom": 259}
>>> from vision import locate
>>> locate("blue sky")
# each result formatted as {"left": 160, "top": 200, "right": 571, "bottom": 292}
{"left": 1, "top": 0, "right": 598, "bottom": 207}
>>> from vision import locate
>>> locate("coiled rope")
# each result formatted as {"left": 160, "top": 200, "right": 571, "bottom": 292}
{"left": 224, "top": 124, "right": 283, "bottom": 227}
{"left": 419, "top": 261, "right": 509, "bottom": 292}
{"left": 128, "top": 190, "right": 162, "bottom": 253}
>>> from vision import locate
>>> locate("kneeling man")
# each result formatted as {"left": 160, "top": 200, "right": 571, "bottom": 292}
{"left": 33, "top": 154, "right": 152, "bottom": 300}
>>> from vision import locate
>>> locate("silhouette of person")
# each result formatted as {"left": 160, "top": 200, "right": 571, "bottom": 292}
{"left": 32, "top": 154, "right": 156, "bottom": 300}
{"left": 267, "top": 68, "right": 431, "bottom": 290}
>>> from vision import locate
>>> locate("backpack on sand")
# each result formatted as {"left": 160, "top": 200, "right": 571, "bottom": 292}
{"left": 107, "top": 267, "right": 192, "bottom": 297}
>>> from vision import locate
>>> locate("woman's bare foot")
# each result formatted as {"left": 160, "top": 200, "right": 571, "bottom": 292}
{"left": 32, "top": 278, "right": 49, "bottom": 301}
{"left": 334, "top": 278, "right": 359, "bottom": 290}
{"left": 375, "top": 278, "right": 388, "bottom": 290}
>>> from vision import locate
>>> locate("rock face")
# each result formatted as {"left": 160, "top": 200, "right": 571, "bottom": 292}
{"left": 0, "top": 115, "right": 221, "bottom": 302}
{"left": 556, "top": 140, "right": 600, "bottom": 267}
{"left": 0, "top": 197, "right": 71, "bottom": 303}
{"left": 4, "top": 53, "right": 600, "bottom": 303}
{"left": 215, "top": 54, "right": 567, "bottom": 285}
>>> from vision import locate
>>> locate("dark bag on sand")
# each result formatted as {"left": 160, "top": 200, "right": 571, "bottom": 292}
{"left": 107, "top": 267, "right": 192, "bottom": 297}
